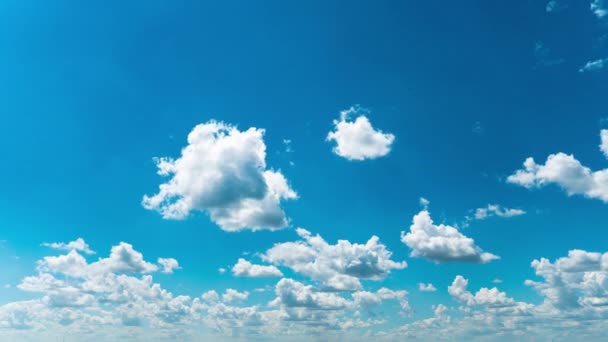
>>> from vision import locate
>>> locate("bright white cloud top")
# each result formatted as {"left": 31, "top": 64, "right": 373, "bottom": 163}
{"left": 401, "top": 209, "right": 499, "bottom": 263}
{"left": 142, "top": 121, "right": 297, "bottom": 231}
{"left": 326, "top": 106, "right": 395, "bottom": 161}
{"left": 508, "top": 131, "right": 608, "bottom": 203}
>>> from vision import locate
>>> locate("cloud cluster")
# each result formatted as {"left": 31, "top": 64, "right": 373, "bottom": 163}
{"left": 261, "top": 228, "right": 407, "bottom": 291}
{"left": 326, "top": 106, "right": 395, "bottom": 161}
{"left": 142, "top": 121, "right": 297, "bottom": 231}
{"left": 401, "top": 210, "right": 499, "bottom": 263}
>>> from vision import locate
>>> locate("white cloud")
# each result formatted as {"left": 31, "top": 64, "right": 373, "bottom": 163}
{"left": 600, "top": 129, "right": 608, "bottom": 159}
{"left": 418, "top": 283, "right": 437, "bottom": 292}
{"left": 525, "top": 249, "right": 608, "bottom": 311}
{"left": 222, "top": 289, "right": 249, "bottom": 303}
{"left": 231, "top": 258, "right": 283, "bottom": 277}
{"left": 263, "top": 228, "right": 406, "bottom": 291}
{"left": 508, "top": 152, "right": 608, "bottom": 203}
{"left": 492, "top": 278, "right": 503, "bottom": 284}
{"left": 142, "top": 120, "right": 297, "bottom": 231}
{"left": 271, "top": 278, "right": 350, "bottom": 310}
{"left": 218, "top": 268, "right": 226, "bottom": 274}
{"left": 401, "top": 209, "right": 499, "bottom": 263}
{"left": 326, "top": 106, "right": 395, "bottom": 161}
{"left": 579, "top": 58, "right": 608, "bottom": 73}
{"left": 41, "top": 238, "right": 94, "bottom": 255}
{"left": 419, "top": 197, "right": 430, "bottom": 209}
{"left": 472, "top": 204, "right": 526, "bottom": 220}
{"left": 157, "top": 258, "right": 181, "bottom": 274}
{"left": 591, "top": 0, "right": 607, "bottom": 18}
{"left": 201, "top": 290, "right": 220, "bottom": 303}
{"left": 449, "top": 275, "right": 516, "bottom": 307}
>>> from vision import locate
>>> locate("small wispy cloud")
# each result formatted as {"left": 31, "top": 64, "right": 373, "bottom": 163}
{"left": 579, "top": 58, "right": 608, "bottom": 73}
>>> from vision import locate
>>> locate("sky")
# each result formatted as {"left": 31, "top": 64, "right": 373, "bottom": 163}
{"left": 0, "top": 0, "right": 608, "bottom": 341}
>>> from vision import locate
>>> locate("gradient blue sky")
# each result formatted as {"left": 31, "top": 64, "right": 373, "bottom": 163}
{"left": 1, "top": 1, "right": 607, "bottom": 341}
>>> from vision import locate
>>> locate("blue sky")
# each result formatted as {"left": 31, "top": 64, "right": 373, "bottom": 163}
{"left": 1, "top": 0, "right": 608, "bottom": 341}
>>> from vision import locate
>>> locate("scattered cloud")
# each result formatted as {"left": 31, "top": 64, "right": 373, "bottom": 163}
{"left": 41, "top": 238, "right": 94, "bottom": 255}
{"left": 326, "top": 106, "right": 395, "bottom": 161}
{"left": 263, "top": 228, "right": 407, "bottom": 291}
{"left": 142, "top": 121, "right": 297, "bottom": 231}
{"left": 401, "top": 209, "right": 499, "bottom": 263}
{"left": 231, "top": 258, "right": 283, "bottom": 277}
{"left": 492, "top": 278, "right": 503, "bottom": 284}
{"left": 591, "top": 0, "right": 607, "bottom": 18}
{"left": 418, "top": 283, "right": 437, "bottom": 292}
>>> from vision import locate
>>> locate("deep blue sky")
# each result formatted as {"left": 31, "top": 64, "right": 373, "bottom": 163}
{"left": 0, "top": 1, "right": 607, "bottom": 341}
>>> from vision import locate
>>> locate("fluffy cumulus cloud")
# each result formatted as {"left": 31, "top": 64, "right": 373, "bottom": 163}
{"left": 42, "top": 238, "right": 94, "bottom": 254}
{"left": 508, "top": 151, "right": 608, "bottom": 203}
{"left": 326, "top": 106, "right": 395, "bottom": 161}
{"left": 232, "top": 258, "right": 283, "bottom": 277}
{"left": 142, "top": 121, "right": 297, "bottom": 231}
{"left": 262, "top": 228, "right": 407, "bottom": 291}
{"left": 472, "top": 204, "right": 525, "bottom": 220}
{"left": 401, "top": 209, "right": 499, "bottom": 263}
{"left": 5, "top": 239, "right": 608, "bottom": 341}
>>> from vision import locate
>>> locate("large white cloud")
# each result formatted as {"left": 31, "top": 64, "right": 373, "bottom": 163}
{"left": 326, "top": 106, "right": 395, "bottom": 161}
{"left": 507, "top": 153, "right": 608, "bottom": 203}
{"left": 142, "top": 121, "right": 297, "bottom": 231}
{"left": 262, "top": 228, "right": 407, "bottom": 291}
{"left": 401, "top": 209, "right": 499, "bottom": 263}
